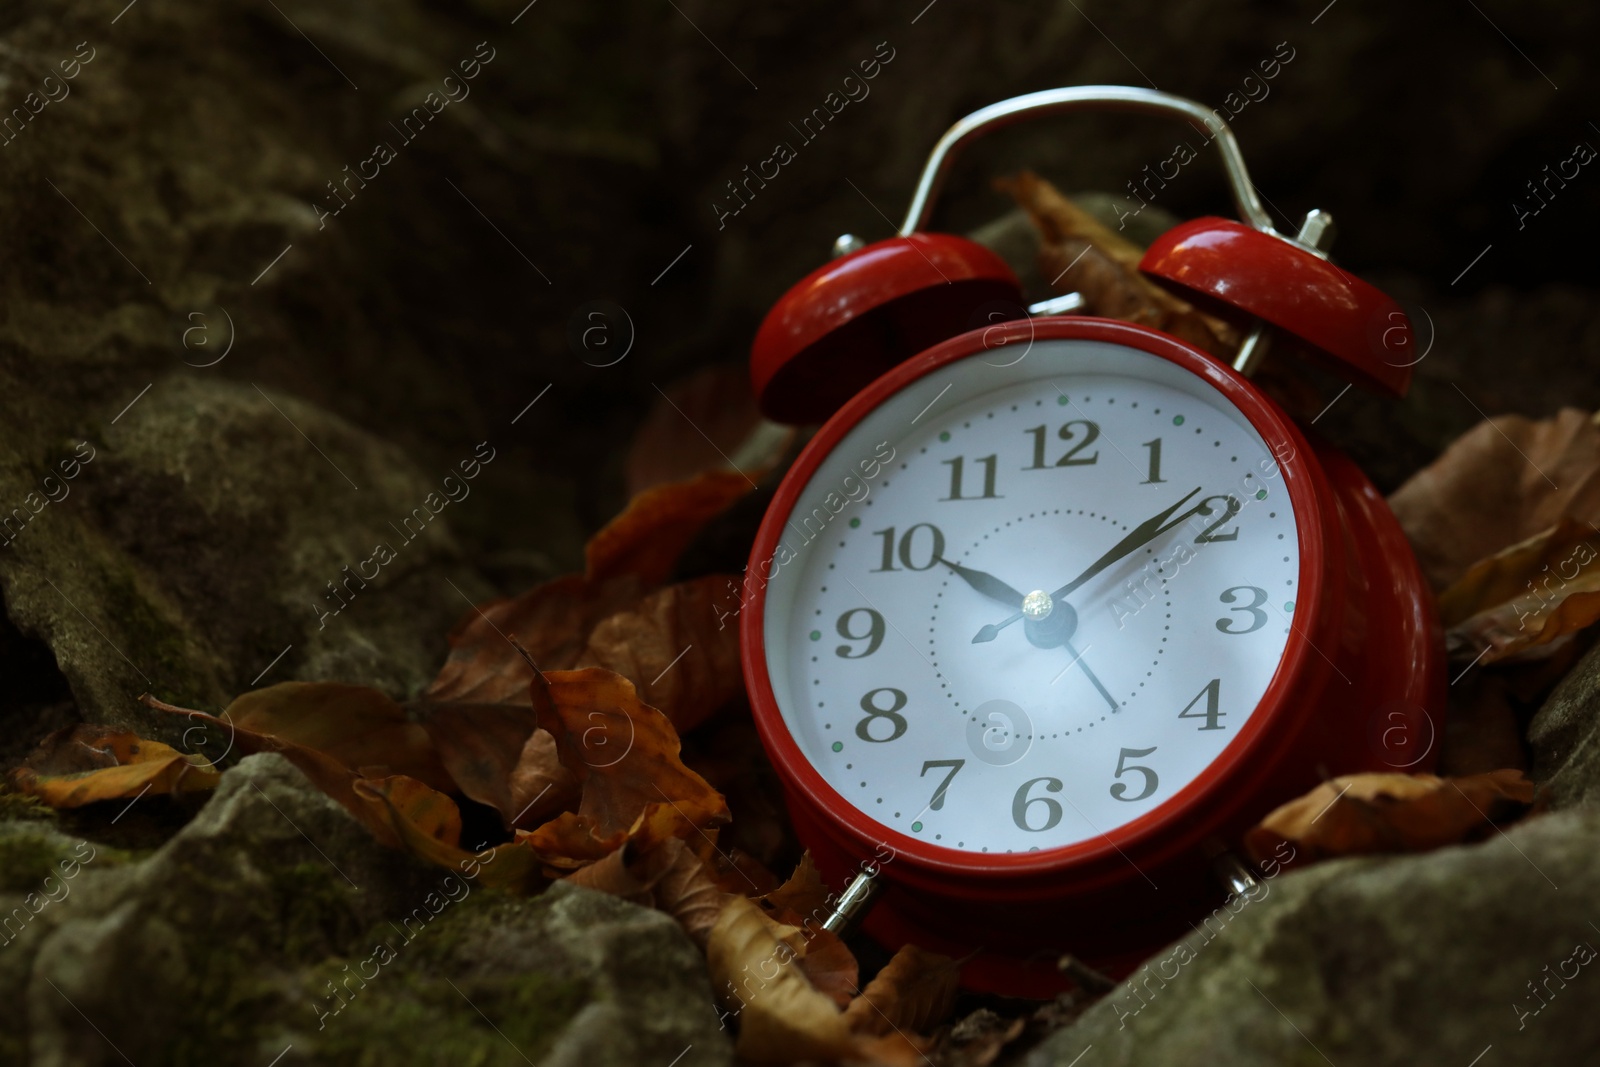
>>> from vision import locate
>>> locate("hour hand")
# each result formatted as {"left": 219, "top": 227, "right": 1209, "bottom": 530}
{"left": 940, "top": 559, "right": 1025, "bottom": 610}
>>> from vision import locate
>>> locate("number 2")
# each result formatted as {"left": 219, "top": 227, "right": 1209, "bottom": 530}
{"left": 1193, "top": 495, "right": 1241, "bottom": 542}
{"left": 1023, "top": 421, "right": 1100, "bottom": 469}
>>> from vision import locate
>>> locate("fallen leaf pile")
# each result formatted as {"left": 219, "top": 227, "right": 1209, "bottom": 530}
{"left": 1391, "top": 408, "right": 1600, "bottom": 664}
{"left": 6, "top": 205, "right": 1596, "bottom": 1066}
{"left": 1244, "top": 769, "right": 1537, "bottom": 865}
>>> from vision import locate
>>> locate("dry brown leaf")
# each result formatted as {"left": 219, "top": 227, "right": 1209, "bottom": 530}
{"left": 934, "top": 1008, "right": 1028, "bottom": 1067}
{"left": 844, "top": 944, "right": 961, "bottom": 1038}
{"left": 141, "top": 693, "right": 541, "bottom": 886}
{"left": 222, "top": 683, "right": 453, "bottom": 792}
{"left": 426, "top": 572, "right": 739, "bottom": 734}
{"left": 999, "top": 171, "right": 1236, "bottom": 358}
{"left": 654, "top": 839, "right": 730, "bottom": 948}
{"left": 793, "top": 927, "right": 859, "bottom": 1009}
{"left": 1439, "top": 517, "right": 1600, "bottom": 663}
{"left": 760, "top": 852, "right": 831, "bottom": 921}
{"left": 707, "top": 895, "right": 860, "bottom": 1063}
{"left": 686, "top": 835, "right": 781, "bottom": 897}
{"left": 1389, "top": 408, "right": 1600, "bottom": 591}
{"left": 577, "top": 576, "right": 743, "bottom": 732}
{"left": 585, "top": 469, "right": 755, "bottom": 587}
{"left": 11, "top": 725, "right": 221, "bottom": 808}
{"left": 349, "top": 774, "right": 542, "bottom": 892}
{"left": 520, "top": 667, "right": 729, "bottom": 867}
{"left": 144, "top": 692, "right": 415, "bottom": 848}
{"left": 427, "top": 573, "right": 644, "bottom": 706}
{"left": 1244, "top": 769, "right": 1537, "bottom": 864}
{"left": 415, "top": 702, "right": 576, "bottom": 830}
{"left": 626, "top": 364, "right": 794, "bottom": 496}
{"left": 565, "top": 837, "right": 729, "bottom": 948}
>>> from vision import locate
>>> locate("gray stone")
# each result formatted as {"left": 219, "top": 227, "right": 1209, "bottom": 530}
{"left": 1529, "top": 642, "right": 1600, "bottom": 809}
{"left": 1023, "top": 809, "right": 1600, "bottom": 1067}
{"left": 0, "top": 375, "right": 492, "bottom": 735}
{"left": 8, "top": 755, "right": 731, "bottom": 1066}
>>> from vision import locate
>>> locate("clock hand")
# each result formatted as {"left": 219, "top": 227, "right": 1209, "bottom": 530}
{"left": 973, "top": 486, "right": 1207, "bottom": 644}
{"left": 1065, "top": 639, "right": 1119, "bottom": 711}
{"left": 940, "top": 558, "right": 1026, "bottom": 610}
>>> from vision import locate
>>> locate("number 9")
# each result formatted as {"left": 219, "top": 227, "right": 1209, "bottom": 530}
{"left": 835, "top": 608, "right": 885, "bottom": 658}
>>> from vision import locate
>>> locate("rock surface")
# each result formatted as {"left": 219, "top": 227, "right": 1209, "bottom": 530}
{"left": 2, "top": 755, "right": 731, "bottom": 1066}
{"left": 1529, "top": 642, "right": 1600, "bottom": 809}
{"left": 1022, "top": 808, "right": 1600, "bottom": 1067}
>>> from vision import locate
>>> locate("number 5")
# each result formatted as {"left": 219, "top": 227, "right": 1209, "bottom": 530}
{"left": 1110, "top": 746, "right": 1159, "bottom": 802}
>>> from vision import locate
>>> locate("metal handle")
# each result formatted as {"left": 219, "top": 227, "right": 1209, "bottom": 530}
{"left": 899, "top": 85, "right": 1277, "bottom": 237}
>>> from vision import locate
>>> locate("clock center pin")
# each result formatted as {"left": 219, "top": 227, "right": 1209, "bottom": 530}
{"left": 1021, "top": 589, "right": 1054, "bottom": 621}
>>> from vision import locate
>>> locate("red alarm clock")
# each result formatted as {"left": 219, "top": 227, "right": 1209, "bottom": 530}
{"left": 737, "top": 86, "right": 1444, "bottom": 996}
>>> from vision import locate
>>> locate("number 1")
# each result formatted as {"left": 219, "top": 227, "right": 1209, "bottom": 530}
{"left": 1141, "top": 438, "right": 1167, "bottom": 484}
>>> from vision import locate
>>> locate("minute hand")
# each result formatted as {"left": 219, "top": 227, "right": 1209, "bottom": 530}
{"left": 1049, "top": 485, "right": 1205, "bottom": 600}
{"left": 971, "top": 486, "right": 1206, "bottom": 644}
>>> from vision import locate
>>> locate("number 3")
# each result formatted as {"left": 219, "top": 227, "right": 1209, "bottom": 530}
{"left": 1216, "top": 585, "right": 1268, "bottom": 634}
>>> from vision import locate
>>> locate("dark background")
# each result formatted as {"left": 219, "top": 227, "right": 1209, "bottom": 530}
{"left": 0, "top": 0, "right": 1597, "bottom": 731}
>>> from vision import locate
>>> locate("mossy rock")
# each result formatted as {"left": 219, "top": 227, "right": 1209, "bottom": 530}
{"left": 13, "top": 755, "right": 731, "bottom": 1066}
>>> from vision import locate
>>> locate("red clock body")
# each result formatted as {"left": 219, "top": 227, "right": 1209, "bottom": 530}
{"left": 739, "top": 316, "right": 1444, "bottom": 997}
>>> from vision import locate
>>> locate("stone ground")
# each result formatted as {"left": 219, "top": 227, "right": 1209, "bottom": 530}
{"left": 0, "top": 1, "right": 1597, "bottom": 1064}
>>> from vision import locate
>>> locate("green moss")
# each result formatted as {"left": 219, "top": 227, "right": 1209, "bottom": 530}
{"left": 0, "top": 790, "right": 55, "bottom": 824}
{"left": 0, "top": 831, "right": 75, "bottom": 893}
{"left": 312, "top": 968, "right": 590, "bottom": 1067}
{"left": 95, "top": 563, "right": 210, "bottom": 701}
{"left": 272, "top": 861, "right": 365, "bottom": 960}
{"left": 151, "top": 861, "right": 362, "bottom": 1067}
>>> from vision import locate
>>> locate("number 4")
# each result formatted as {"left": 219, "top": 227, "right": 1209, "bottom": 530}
{"left": 1178, "top": 678, "right": 1226, "bottom": 730}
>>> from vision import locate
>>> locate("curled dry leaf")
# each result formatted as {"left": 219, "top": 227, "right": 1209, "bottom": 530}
{"left": 791, "top": 927, "right": 859, "bottom": 1009}
{"left": 999, "top": 171, "right": 1237, "bottom": 358}
{"left": 426, "top": 571, "right": 741, "bottom": 733}
{"left": 1439, "top": 517, "right": 1600, "bottom": 664}
{"left": 221, "top": 682, "right": 453, "bottom": 791}
{"left": 427, "top": 573, "right": 644, "bottom": 706}
{"left": 626, "top": 363, "right": 795, "bottom": 496}
{"left": 12, "top": 725, "right": 221, "bottom": 808}
{"left": 351, "top": 774, "right": 541, "bottom": 892}
{"left": 1244, "top": 769, "right": 1537, "bottom": 864}
{"left": 693, "top": 841, "right": 780, "bottom": 897}
{"left": 707, "top": 895, "right": 860, "bottom": 1064}
{"left": 566, "top": 836, "right": 728, "bottom": 948}
{"left": 586, "top": 468, "right": 756, "bottom": 587}
{"left": 143, "top": 691, "right": 419, "bottom": 846}
{"left": 844, "top": 943, "right": 961, "bottom": 1038}
{"left": 578, "top": 576, "right": 743, "bottom": 732}
{"left": 415, "top": 702, "right": 576, "bottom": 830}
{"left": 520, "top": 667, "right": 729, "bottom": 867}
{"left": 1389, "top": 408, "right": 1600, "bottom": 592}
{"left": 760, "top": 851, "right": 831, "bottom": 922}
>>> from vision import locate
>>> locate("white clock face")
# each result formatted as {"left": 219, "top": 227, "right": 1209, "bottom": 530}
{"left": 760, "top": 337, "right": 1302, "bottom": 855}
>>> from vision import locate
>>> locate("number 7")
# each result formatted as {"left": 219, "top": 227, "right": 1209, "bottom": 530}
{"left": 919, "top": 759, "right": 965, "bottom": 811}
